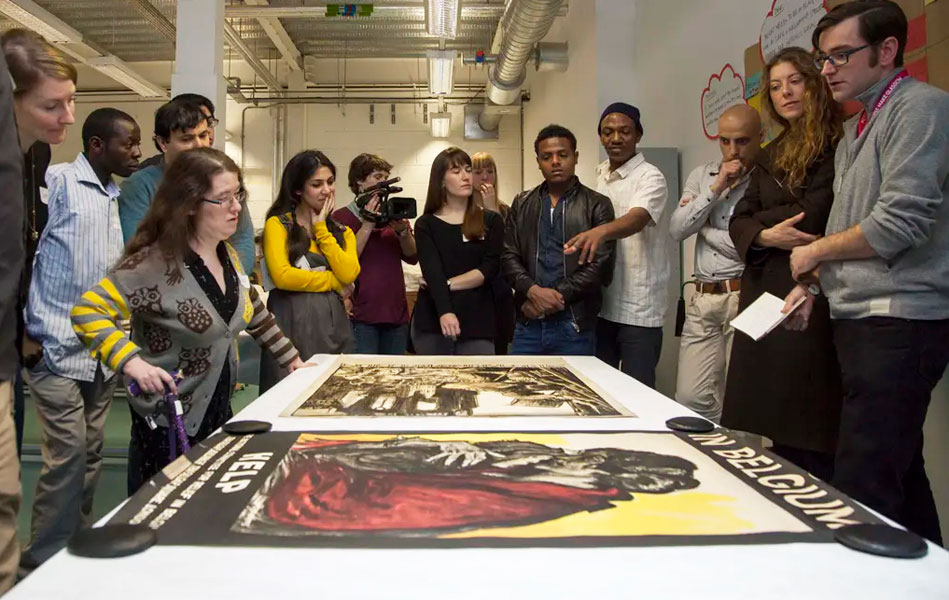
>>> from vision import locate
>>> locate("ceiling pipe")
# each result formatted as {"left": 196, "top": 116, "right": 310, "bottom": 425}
{"left": 478, "top": 0, "right": 565, "bottom": 132}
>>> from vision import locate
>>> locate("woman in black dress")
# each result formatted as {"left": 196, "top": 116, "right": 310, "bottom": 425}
{"left": 725, "top": 47, "right": 844, "bottom": 480}
{"left": 412, "top": 147, "right": 503, "bottom": 355}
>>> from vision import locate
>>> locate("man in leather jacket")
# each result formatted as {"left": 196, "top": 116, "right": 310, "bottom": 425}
{"left": 502, "top": 124, "right": 615, "bottom": 355}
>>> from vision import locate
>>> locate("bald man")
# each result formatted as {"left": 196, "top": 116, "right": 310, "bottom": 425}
{"left": 669, "top": 104, "right": 762, "bottom": 422}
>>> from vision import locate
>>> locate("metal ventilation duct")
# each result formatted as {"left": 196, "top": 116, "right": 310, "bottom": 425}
{"left": 478, "top": 0, "right": 565, "bottom": 130}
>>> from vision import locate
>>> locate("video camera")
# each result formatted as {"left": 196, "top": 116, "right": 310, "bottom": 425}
{"left": 354, "top": 176, "right": 417, "bottom": 225}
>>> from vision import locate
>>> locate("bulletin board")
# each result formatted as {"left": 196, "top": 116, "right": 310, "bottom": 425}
{"left": 740, "top": 0, "right": 949, "bottom": 135}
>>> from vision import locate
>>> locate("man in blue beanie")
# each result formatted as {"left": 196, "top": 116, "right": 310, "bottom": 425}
{"left": 565, "top": 102, "right": 670, "bottom": 388}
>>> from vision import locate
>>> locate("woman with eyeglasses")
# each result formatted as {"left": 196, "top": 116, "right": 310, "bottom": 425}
{"left": 259, "top": 150, "right": 359, "bottom": 391}
{"left": 71, "top": 147, "right": 306, "bottom": 492}
{"left": 724, "top": 47, "right": 844, "bottom": 480}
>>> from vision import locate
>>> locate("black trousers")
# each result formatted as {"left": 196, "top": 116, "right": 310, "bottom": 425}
{"left": 832, "top": 317, "right": 949, "bottom": 544}
{"left": 595, "top": 318, "right": 663, "bottom": 389}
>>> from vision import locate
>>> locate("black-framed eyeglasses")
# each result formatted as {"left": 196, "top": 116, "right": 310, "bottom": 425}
{"left": 202, "top": 189, "right": 246, "bottom": 207}
{"left": 814, "top": 44, "right": 871, "bottom": 69}
{"left": 205, "top": 116, "right": 220, "bottom": 128}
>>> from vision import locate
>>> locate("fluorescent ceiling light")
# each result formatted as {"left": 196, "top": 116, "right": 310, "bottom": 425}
{"left": 427, "top": 50, "right": 454, "bottom": 95}
{"left": 0, "top": 0, "right": 82, "bottom": 43}
{"left": 425, "top": 0, "right": 460, "bottom": 39}
{"left": 85, "top": 55, "right": 167, "bottom": 98}
{"left": 431, "top": 111, "right": 451, "bottom": 138}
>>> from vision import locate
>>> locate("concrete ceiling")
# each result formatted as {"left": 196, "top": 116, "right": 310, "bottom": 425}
{"left": 0, "top": 0, "right": 504, "bottom": 64}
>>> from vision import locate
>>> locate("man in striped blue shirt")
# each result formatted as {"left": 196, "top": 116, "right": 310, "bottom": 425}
{"left": 20, "top": 108, "right": 141, "bottom": 572}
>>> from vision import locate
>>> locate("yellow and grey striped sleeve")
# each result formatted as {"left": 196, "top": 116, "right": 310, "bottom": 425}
{"left": 70, "top": 276, "right": 140, "bottom": 373}
{"left": 245, "top": 286, "right": 300, "bottom": 367}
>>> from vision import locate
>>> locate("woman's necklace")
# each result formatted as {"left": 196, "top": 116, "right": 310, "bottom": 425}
{"left": 295, "top": 209, "right": 316, "bottom": 240}
{"left": 28, "top": 149, "right": 37, "bottom": 241}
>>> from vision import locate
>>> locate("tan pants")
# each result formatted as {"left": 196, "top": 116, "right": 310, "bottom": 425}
{"left": 19, "top": 360, "right": 114, "bottom": 573}
{"left": 0, "top": 380, "right": 20, "bottom": 594}
{"left": 675, "top": 290, "right": 740, "bottom": 423}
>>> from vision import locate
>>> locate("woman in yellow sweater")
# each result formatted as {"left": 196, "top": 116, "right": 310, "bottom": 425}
{"left": 260, "top": 150, "right": 359, "bottom": 391}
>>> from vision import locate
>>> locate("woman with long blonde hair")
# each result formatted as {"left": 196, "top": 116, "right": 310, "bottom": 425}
{"left": 3, "top": 29, "right": 76, "bottom": 263}
{"left": 725, "top": 46, "right": 843, "bottom": 480}
{"left": 470, "top": 152, "right": 514, "bottom": 354}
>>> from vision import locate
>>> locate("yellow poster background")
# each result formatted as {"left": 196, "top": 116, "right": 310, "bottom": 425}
{"left": 293, "top": 432, "right": 811, "bottom": 539}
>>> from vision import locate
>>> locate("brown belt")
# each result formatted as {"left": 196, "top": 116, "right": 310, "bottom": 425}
{"left": 696, "top": 279, "right": 742, "bottom": 294}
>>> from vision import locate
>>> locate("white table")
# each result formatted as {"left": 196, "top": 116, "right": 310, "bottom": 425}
{"left": 10, "top": 356, "right": 949, "bottom": 600}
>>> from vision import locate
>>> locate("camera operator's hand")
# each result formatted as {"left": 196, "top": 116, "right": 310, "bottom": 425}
{"left": 391, "top": 219, "right": 409, "bottom": 234}
{"left": 359, "top": 196, "right": 381, "bottom": 225}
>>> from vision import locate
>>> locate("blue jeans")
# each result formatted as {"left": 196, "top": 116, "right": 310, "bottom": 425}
{"left": 352, "top": 322, "right": 409, "bottom": 355}
{"left": 510, "top": 318, "right": 595, "bottom": 356}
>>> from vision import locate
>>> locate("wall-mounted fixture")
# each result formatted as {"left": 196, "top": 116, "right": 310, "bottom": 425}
{"left": 430, "top": 111, "right": 451, "bottom": 138}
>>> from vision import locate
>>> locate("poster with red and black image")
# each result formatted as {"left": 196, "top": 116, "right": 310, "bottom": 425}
{"left": 106, "top": 430, "right": 885, "bottom": 549}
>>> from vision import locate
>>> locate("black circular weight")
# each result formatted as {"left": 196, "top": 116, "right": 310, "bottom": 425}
{"left": 67, "top": 524, "right": 157, "bottom": 558}
{"left": 222, "top": 420, "right": 272, "bottom": 435}
{"left": 834, "top": 524, "right": 928, "bottom": 559}
{"left": 665, "top": 416, "right": 715, "bottom": 433}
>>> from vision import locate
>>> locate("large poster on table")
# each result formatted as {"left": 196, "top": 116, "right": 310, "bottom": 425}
{"left": 107, "top": 430, "right": 886, "bottom": 548}
{"left": 280, "top": 356, "right": 633, "bottom": 417}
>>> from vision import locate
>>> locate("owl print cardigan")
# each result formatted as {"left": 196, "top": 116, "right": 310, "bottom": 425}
{"left": 71, "top": 242, "right": 299, "bottom": 434}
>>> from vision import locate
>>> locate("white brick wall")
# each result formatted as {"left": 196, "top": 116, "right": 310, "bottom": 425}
{"left": 237, "top": 101, "right": 523, "bottom": 281}
{"left": 53, "top": 94, "right": 523, "bottom": 287}
{"left": 239, "top": 102, "right": 523, "bottom": 231}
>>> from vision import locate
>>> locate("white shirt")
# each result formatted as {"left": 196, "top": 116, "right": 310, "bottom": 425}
{"left": 596, "top": 153, "right": 670, "bottom": 328}
{"left": 669, "top": 161, "right": 749, "bottom": 283}
{"left": 25, "top": 153, "right": 123, "bottom": 381}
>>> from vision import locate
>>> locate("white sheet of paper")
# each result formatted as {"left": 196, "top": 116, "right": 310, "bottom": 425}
{"left": 730, "top": 292, "right": 805, "bottom": 341}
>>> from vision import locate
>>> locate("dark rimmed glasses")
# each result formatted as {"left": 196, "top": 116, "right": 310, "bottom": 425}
{"left": 814, "top": 44, "right": 871, "bottom": 69}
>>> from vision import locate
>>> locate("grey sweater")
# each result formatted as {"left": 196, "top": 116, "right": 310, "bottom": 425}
{"left": 822, "top": 70, "right": 949, "bottom": 320}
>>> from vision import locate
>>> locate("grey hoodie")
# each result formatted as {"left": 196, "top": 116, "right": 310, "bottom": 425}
{"left": 822, "top": 70, "right": 949, "bottom": 320}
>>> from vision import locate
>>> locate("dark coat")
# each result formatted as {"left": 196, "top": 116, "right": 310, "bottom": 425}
{"left": 723, "top": 140, "right": 842, "bottom": 455}
{"left": 0, "top": 52, "right": 24, "bottom": 380}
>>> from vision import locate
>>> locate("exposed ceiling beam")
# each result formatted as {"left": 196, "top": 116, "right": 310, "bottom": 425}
{"left": 223, "top": 4, "right": 515, "bottom": 19}
{"left": 241, "top": 0, "right": 301, "bottom": 71}
{"left": 222, "top": 21, "right": 283, "bottom": 93}
{"left": 0, "top": 0, "right": 167, "bottom": 98}
{"left": 125, "top": 0, "right": 175, "bottom": 43}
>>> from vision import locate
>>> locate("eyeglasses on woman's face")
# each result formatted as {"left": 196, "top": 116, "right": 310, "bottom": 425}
{"left": 201, "top": 188, "right": 246, "bottom": 207}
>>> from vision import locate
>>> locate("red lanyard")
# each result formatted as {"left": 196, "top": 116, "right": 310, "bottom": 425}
{"left": 857, "top": 69, "right": 909, "bottom": 137}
